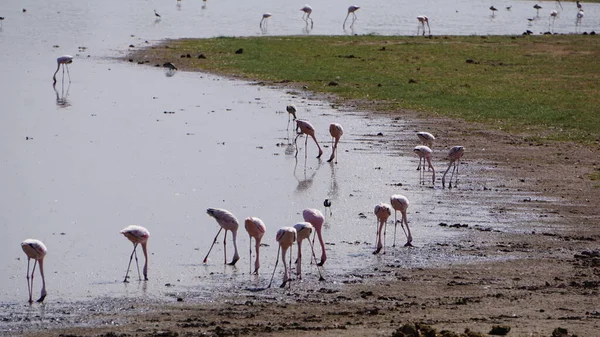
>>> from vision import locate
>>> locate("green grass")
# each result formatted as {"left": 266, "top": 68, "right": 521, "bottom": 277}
{"left": 131, "top": 35, "right": 600, "bottom": 143}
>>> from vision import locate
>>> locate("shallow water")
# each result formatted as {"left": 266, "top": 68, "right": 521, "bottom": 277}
{"left": 0, "top": 0, "right": 589, "bottom": 313}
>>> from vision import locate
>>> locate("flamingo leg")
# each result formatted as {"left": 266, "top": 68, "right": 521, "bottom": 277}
{"left": 374, "top": 220, "right": 384, "bottom": 254}
{"left": 65, "top": 64, "right": 71, "bottom": 82}
{"left": 203, "top": 227, "right": 223, "bottom": 263}
{"left": 305, "top": 135, "right": 309, "bottom": 160}
{"left": 26, "top": 258, "right": 33, "bottom": 303}
{"left": 442, "top": 161, "right": 453, "bottom": 188}
{"left": 316, "top": 229, "right": 326, "bottom": 266}
{"left": 223, "top": 230, "right": 228, "bottom": 265}
{"left": 294, "top": 133, "right": 302, "bottom": 158}
{"left": 30, "top": 260, "right": 38, "bottom": 304}
{"left": 248, "top": 234, "right": 252, "bottom": 274}
{"left": 37, "top": 259, "right": 46, "bottom": 302}
{"left": 403, "top": 212, "right": 413, "bottom": 247}
{"left": 393, "top": 212, "right": 397, "bottom": 247}
{"left": 343, "top": 13, "right": 350, "bottom": 29}
{"left": 296, "top": 240, "right": 303, "bottom": 278}
{"left": 123, "top": 243, "right": 138, "bottom": 282}
{"left": 254, "top": 239, "right": 261, "bottom": 274}
{"left": 267, "top": 245, "right": 281, "bottom": 288}
{"left": 280, "top": 246, "right": 289, "bottom": 288}
{"left": 309, "top": 133, "right": 323, "bottom": 158}
{"left": 427, "top": 157, "right": 436, "bottom": 185}
{"left": 307, "top": 237, "right": 326, "bottom": 281}
{"left": 134, "top": 245, "right": 142, "bottom": 280}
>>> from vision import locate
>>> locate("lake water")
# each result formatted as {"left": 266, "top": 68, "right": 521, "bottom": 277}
{"left": 0, "top": 0, "right": 595, "bottom": 310}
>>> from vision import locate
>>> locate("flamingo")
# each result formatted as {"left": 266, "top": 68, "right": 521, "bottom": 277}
{"left": 302, "top": 208, "right": 326, "bottom": 265}
{"left": 442, "top": 146, "right": 465, "bottom": 189}
{"left": 204, "top": 208, "right": 240, "bottom": 265}
{"left": 293, "top": 222, "right": 325, "bottom": 281}
{"left": 416, "top": 131, "right": 435, "bottom": 148}
{"left": 244, "top": 217, "right": 266, "bottom": 274}
{"left": 390, "top": 194, "right": 412, "bottom": 247}
{"left": 534, "top": 4, "right": 542, "bottom": 17}
{"left": 295, "top": 119, "right": 323, "bottom": 159}
{"left": 413, "top": 145, "right": 435, "bottom": 185}
{"left": 120, "top": 225, "right": 150, "bottom": 282}
{"left": 268, "top": 227, "right": 296, "bottom": 288}
{"left": 576, "top": 9, "right": 584, "bottom": 28}
{"left": 549, "top": 10, "right": 558, "bottom": 32}
{"left": 260, "top": 13, "right": 272, "bottom": 28}
{"left": 416, "top": 15, "right": 431, "bottom": 36}
{"left": 490, "top": 6, "right": 498, "bottom": 17}
{"left": 373, "top": 203, "right": 393, "bottom": 254}
{"left": 327, "top": 123, "right": 344, "bottom": 163}
{"left": 21, "top": 239, "right": 47, "bottom": 303}
{"left": 300, "top": 5, "right": 313, "bottom": 28}
{"left": 343, "top": 5, "right": 360, "bottom": 29}
{"left": 286, "top": 105, "right": 297, "bottom": 130}
{"left": 52, "top": 55, "right": 73, "bottom": 84}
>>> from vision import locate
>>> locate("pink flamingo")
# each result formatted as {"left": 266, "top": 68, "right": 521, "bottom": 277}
{"left": 52, "top": 55, "right": 73, "bottom": 84}
{"left": 295, "top": 119, "right": 323, "bottom": 159}
{"left": 293, "top": 222, "right": 326, "bottom": 281}
{"left": 416, "top": 15, "right": 431, "bottom": 36}
{"left": 21, "top": 239, "right": 47, "bottom": 303}
{"left": 390, "top": 194, "right": 412, "bottom": 247}
{"left": 327, "top": 123, "right": 344, "bottom": 163}
{"left": 416, "top": 131, "right": 435, "bottom": 148}
{"left": 300, "top": 5, "right": 313, "bottom": 28}
{"left": 286, "top": 105, "right": 297, "bottom": 130}
{"left": 413, "top": 145, "right": 435, "bottom": 185}
{"left": 343, "top": 5, "right": 360, "bottom": 29}
{"left": 373, "top": 203, "right": 393, "bottom": 254}
{"left": 204, "top": 208, "right": 240, "bottom": 265}
{"left": 260, "top": 13, "right": 272, "bottom": 28}
{"left": 268, "top": 227, "right": 297, "bottom": 288}
{"left": 120, "top": 225, "right": 150, "bottom": 282}
{"left": 442, "top": 146, "right": 465, "bottom": 189}
{"left": 302, "top": 208, "right": 326, "bottom": 265}
{"left": 244, "top": 217, "right": 266, "bottom": 274}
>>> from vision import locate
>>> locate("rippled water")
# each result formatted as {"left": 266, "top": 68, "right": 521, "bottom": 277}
{"left": 0, "top": 0, "right": 589, "bottom": 309}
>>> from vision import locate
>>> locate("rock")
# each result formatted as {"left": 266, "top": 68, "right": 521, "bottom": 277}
{"left": 552, "top": 327, "right": 569, "bottom": 337}
{"left": 235, "top": 48, "right": 244, "bottom": 54}
{"left": 489, "top": 325, "right": 511, "bottom": 335}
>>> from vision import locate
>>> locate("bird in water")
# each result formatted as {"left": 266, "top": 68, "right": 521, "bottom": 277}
{"left": 413, "top": 145, "right": 435, "bottom": 185}
{"left": 21, "top": 239, "right": 48, "bottom": 303}
{"left": 268, "top": 227, "right": 297, "bottom": 288}
{"left": 204, "top": 208, "right": 240, "bottom": 265}
{"left": 416, "top": 131, "right": 435, "bottom": 148}
{"left": 286, "top": 105, "right": 297, "bottom": 130}
{"left": 442, "top": 146, "right": 465, "bottom": 189}
{"left": 244, "top": 217, "right": 266, "bottom": 274}
{"left": 260, "top": 13, "right": 272, "bottom": 28}
{"left": 163, "top": 62, "right": 177, "bottom": 70}
{"left": 390, "top": 194, "right": 412, "bottom": 247}
{"left": 120, "top": 225, "right": 150, "bottom": 282}
{"left": 300, "top": 5, "right": 314, "bottom": 28}
{"left": 293, "top": 222, "right": 325, "bottom": 281}
{"left": 373, "top": 203, "right": 393, "bottom": 254}
{"left": 303, "top": 208, "right": 327, "bottom": 266}
{"left": 52, "top": 55, "right": 73, "bottom": 84}
{"left": 327, "top": 123, "right": 344, "bottom": 163}
{"left": 343, "top": 5, "right": 360, "bottom": 29}
{"left": 416, "top": 15, "right": 431, "bottom": 36}
{"left": 295, "top": 119, "right": 323, "bottom": 159}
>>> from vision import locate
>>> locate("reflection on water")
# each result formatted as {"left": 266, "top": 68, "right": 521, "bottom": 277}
{"left": 53, "top": 82, "right": 71, "bottom": 108}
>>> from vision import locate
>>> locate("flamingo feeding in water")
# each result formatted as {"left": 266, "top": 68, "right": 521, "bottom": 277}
{"left": 293, "top": 222, "right": 326, "bottom": 281}
{"left": 490, "top": 6, "right": 498, "bottom": 17}
{"left": 204, "top": 208, "right": 240, "bottom": 265}
{"left": 390, "top": 194, "right": 412, "bottom": 247}
{"left": 413, "top": 145, "right": 435, "bottom": 185}
{"left": 442, "top": 146, "right": 465, "bottom": 189}
{"left": 300, "top": 5, "right": 313, "bottom": 28}
{"left": 268, "top": 227, "right": 297, "bottom": 288}
{"left": 120, "top": 225, "right": 150, "bottom": 282}
{"left": 416, "top": 15, "right": 431, "bottom": 36}
{"left": 416, "top": 131, "right": 435, "bottom": 148}
{"left": 343, "top": 5, "right": 360, "bottom": 29}
{"left": 286, "top": 105, "right": 297, "bottom": 130}
{"left": 295, "top": 119, "right": 323, "bottom": 159}
{"left": 52, "top": 55, "right": 73, "bottom": 84}
{"left": 549, "top": 10, "right": 558, "bottom": 32}
{"left": 244, "top": 217, "right": 266, "bottom": 274}
{"left": 327, "top": 123, "right": 344, "bottom": 163}
{"left": 21, "top": 239, "right": 47, "bottom": 303}
{"left": 303, "top": 208, "right": 327, "bottom": 266}
{"left": 260, "top": 13, "right": 271, "bottom": 28}
{"left": 373, "top": 203, "right": 393, "bottom": 254}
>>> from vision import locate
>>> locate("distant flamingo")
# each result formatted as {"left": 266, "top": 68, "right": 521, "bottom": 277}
{"left": 21, "top": 239, "right": 47, "bottom": 303}
{"left": 327, "top": 123, "right": 344, "bottom": 163}
{"left": 343, "top": 5, "right": 360, "bottom": 29}
{"left": 442, "top": 146, "right": 465, "bottom": 189}
{"left": 576, "top": 9, "right": 584, "bottom": 29}
{"left": 260, "top": 13, "right": 272, "bottom": 28}
{"left": 373, "top": 203, "right": 393, "bottom": 254}
{"left": 244, "top": 217, "right": 266, "bottom": 274}
{"left": 204, "top": 208, "right": 240, "bottom": 265}
{"left": 52, "top": 55, "right": 73, "bottom": 84}
{"left": 268, "top": 227, "right": 297, "bottom": 288}
{"left": 416, "top": 131, "right": 435, "bottom": 148}
{"left": 300, "top": 5, "right": 314, "bottom": 28}
{"left": 303, "top": 208, "right": 326, "bottom": 265}
{"left": 490, "top": 6, "right": 498, "bottom": 17}
{"left": 295, "top": 119, "right": 323, "bottom": 159}
{"left": 286, "top": 105, "right": 297, "bottom": 130}
{"left": 293, "top": 222, "right": 325, "bottom": 281}
{"left": 120, "top": 225, "right": 150, "bottom": 282}
{"left": 390, "top": 194, "right": 412, "bottom": 247}
{"left": 416, "top": 15, "right": 431, "bottom": 36}
{"left": 533, "top": 4, "right": 542, "bottom": 17}
{"left": 413, "top": 145, "right": 435, "bottom": 185}
{"left": 549, "top": 10, "right": 558, "bottom": 32}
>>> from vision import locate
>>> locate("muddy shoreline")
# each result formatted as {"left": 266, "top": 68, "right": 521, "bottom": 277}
{"left": 5, "top": 65, "right": 600, "bottom": 337}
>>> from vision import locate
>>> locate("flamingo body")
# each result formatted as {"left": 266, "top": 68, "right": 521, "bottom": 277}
{"left": 300, "top": 5, "right": 314, "bottom": 27}
{"left": 21, "top": 239, "right": 47, "bottom": 303}
{"left": 205, "top": 208, "right": 240, "bottom": 265}
{"left": 442, "top": 146, "right": 465, "bottom": 188}
{"left": 275, "top": 227, "right": 297, "bottom": 287}
{"left": 343, "top": 5, "right": 360, "bottom": 29}
{"left": 120, "top": 225, "right": 150, "bottom": 282}
{"left": 52, "top": 55, "right": 73, "bottom": 84}
{"left": 413, "top": 145, "right": 435, "bottom": 185}
{"left": 295, "top": 119, "right": 323, "bottom": 159}
{"left": 260, "top": 13, "right": 272, "bottom": 28}
{"left": 416, "top": 16, "right": 431, "bottom": 36}
{"left": 244, "top": 217, "right": 266, "bottom": 274}
{"left": 390, "top": 195, "right": 411, "bottom": 247}
{"left": 373, "top": 203, "right": 392, "bottom": 254}
{"left": 327, "top": 123, "right": 344, "bottom": 163}
{"left": 302, "top": 208, "right": 326, "bottom": 265}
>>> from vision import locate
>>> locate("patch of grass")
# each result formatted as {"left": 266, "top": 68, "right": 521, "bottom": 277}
{"left": 129, "top": 35, "right": 600, "bottom": 143}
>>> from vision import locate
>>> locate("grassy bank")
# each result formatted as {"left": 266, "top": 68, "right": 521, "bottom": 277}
{"left": 129, "top": 35, "right": 600, "bottom": 143}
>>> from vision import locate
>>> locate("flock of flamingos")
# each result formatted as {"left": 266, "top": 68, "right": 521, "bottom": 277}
{"left": 21, "top": 11, "right": 473, "bottom": 304}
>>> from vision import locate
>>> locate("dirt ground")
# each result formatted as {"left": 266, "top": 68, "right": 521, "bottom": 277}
{"left": 14, "top": 74, "right": 600, "bottom": 337}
